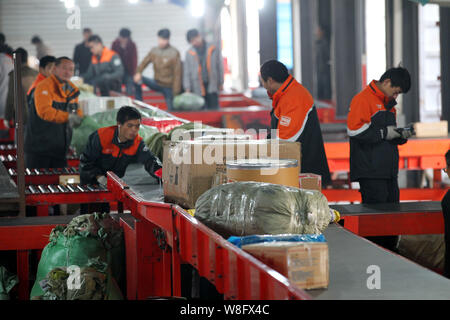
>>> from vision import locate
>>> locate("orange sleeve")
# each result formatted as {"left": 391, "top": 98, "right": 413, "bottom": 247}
{"left": 347, "top": 96, "right": 373, "bottom": 132}
{"left": 277, "top": 99, "right": 314, "bottom": 141}
{"left": 34, "top": 83, "right": 69, "bottom": 123}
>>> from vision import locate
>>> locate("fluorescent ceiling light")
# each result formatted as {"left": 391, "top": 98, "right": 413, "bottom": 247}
{"left": 89, "top": 0, "right": 100, "bottom": 7}
{"left": 190, "top": 0, "right": 205, "bottom": 17}
{"left": 64, "top": 0, "right": 75, "bottom": 9}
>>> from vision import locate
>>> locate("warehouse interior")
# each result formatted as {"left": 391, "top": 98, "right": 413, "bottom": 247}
{"left": 0, "top": 0, "right": 450, "bottom": 303}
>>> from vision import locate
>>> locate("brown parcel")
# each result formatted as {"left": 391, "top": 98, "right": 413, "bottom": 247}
{"left": 299, "top": 173, "right": 322, "bottom": 191}
{"left": 162, "top": 140, "right": 301, "bottom": 209}
{"left": 413, "top": 121, "right": 448, "bottom": 138}
{"left": 242, "top": 241, "right": 329, "bottom": 290}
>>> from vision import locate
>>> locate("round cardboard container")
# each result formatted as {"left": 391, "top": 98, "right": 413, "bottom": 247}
{"left": 226, "top": 159, "right": 299, "bottom": 188}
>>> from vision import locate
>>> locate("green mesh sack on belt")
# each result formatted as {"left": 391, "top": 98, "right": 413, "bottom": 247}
{"left": 33, "top": 258, "right": 122, "bottom": 300}
{"left": 173, "top": 93, "right": 205, "bottom": 111}
{"left": 30, "top": 213, "right": 124, "bottom": 300}
{"left": 195, "top": 182, "right": 334, "bottom": 239}
{"left": 0, "top": 266, "right": 19, "bottom": 300}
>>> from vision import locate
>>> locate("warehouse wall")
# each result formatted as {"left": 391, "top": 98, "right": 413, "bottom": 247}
{"left": 0, "top": 0, "right": 200, "bottom": 78}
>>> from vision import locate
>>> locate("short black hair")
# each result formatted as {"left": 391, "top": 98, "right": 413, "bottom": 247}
{"left": 14, "top": 48, "right": 28, "bottom": 64}
{"left": 158, "top": 28, "right": 171, "bottom": 39}
{"left": 186, "top": 29, "right": 200, "bottom": 43}
{"left": 260, "top": 60, "right": 290, "bottom": 83}
{"left": 31, "top": 35, "right": 42, "bottom": 44}
{"left": 0, "top": 33, "right": 5, "bottom": 45}
{"left": 55, "top": 56, "right": 73, "bottom": 66}
{"left": 117, "top": 106, "right": 141, "bottom": 124}
{"left": 40, "top": 55, "right": 56, "bottom": 69}
{"left": 446, "top": 150, "right": 450, "bottom": 167}
{"left": 87, "top": 35, "right": 103, "bottom": 44}
{"left": 379, "top": 67, "right": 411, "bottom": 94}
{"left": 119, "top": 28, "right": 131, "bottom": 38}
{"left": 83, "top": 28, "right": 92, "bottom": 34}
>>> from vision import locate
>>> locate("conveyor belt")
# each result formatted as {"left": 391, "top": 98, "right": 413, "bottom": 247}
{"left": 120, "top": 164, "right": 164, "bottom": 202}
{"left": 309, "top": 224, "right": 450, "bottom": 300}
{"left": 0, "top": 161, "right": 18, "bottom": 201}
{"left": 330, "top": 201, "right": 442, "bottom": 216}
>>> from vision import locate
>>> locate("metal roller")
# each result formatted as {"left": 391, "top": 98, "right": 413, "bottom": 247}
{"left": 8, "top": 168, "right": 15, "bottom": 176}
{"left": 37, "top": 185, "right": 48, "bottom": 194}
{"left": 25, "top": 168, "right": 32, "bottom": 175}
{"left": 33, "top": 169, "right": 40, "bottom": 175}
{"left": 66, "top": 185, "right": 76, "bottom": 193}
{"left": 48, "top": 185, "right": 59, "bottom": 193}
{"left": 7, "top": 155, "right": 15, "bottom": 161}
{"left": 85, "top": 185, "right": 96, "bottom": 192}
{"left": 76, "top": 185, "right": 87, "bottom": 192}
{"left": 57, "top": 185, "right": 70, "bottom": 193}
{"left": 28, "top": 185, "right": 40, "bottom": 194}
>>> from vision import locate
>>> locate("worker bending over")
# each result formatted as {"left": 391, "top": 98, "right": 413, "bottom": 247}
{"left": 260, "top": 60, "right": 331, "bottom": 185}
{"left": 82, "top": 35, "right": 124, "bottom": 96}
{"left": 25, "top": 56, "right": 83, "bottom": 169}
{"left": 79, "top": 106, "right": 162, "bottom": 213}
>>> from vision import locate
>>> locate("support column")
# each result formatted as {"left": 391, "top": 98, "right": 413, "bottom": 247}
{"left": 331, "top": 0, "right": 363, "bottom": 117}
{"left": 259, "top": 0, "right": 278, "bottom": 64}
{"left": 440, "top": 7, "right": 450, "bottom": 131}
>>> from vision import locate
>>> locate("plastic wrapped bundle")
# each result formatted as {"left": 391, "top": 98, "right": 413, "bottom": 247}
{"left": 195, "top": 182, "right": 335, "bottom": 239}
{"left": 173, "top": 92, "right": 205, "bottom": 110}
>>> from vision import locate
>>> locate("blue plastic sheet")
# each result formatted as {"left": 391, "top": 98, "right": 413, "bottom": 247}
{"left": 228, "top": 234, "right": 326, "bottom": 249}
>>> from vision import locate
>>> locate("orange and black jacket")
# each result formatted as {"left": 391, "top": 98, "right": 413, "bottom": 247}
{"left": 25, "top": 74, "right": 82, "bottom": 157}
{"left": 270, "top": 75, "right": 331, "bottom": 184}
{"left": 82, "top": 47, "right": 124, "bottom": 84}
{"left": 79, "top": 126, "right": 162, "bottom": 185}
{"left": 347, "top": 80, "right": 407, "bottom": 181}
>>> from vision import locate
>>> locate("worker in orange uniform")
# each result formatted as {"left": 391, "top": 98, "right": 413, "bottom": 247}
{"left": 25, "top": 56, "right": 83, "bottom": 169}
{"left": 347, "top": 67, "right": 412, "bottom": 204}
{"left": 260, "top": 60, "right": 331, "bottom": 185}
{"left": 27, "top": 55, "right": 56, "bottom": 100}
{"left": 79, "top": 106, "right": 162, "bottom": 214}
{"left": 347, "top": 67, "right": 412, "bottom": 251}
{"left": 442, "top": 150, "right": 450, "bottom": 278}
{"left": 82, "top": 35, "right": 124, "bottom": 96}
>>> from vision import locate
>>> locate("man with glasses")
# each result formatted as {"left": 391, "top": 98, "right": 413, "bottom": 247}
{"left": 347, "top": 67, "right": 412, "bottom": 250}
{"left": 442, "top": 150, "right": 450, "bottom": 278}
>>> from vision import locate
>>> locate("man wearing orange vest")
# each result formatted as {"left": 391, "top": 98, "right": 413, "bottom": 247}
{"left": 82, "top": 35, "right": 124, "bottom": 96}
{"left": 79, "top": 106, "right": 162, "bottom": 213}
{"left": 347, "top": 67, "right": 412, "bottom": 204}
{"left": 25, "top": 57, "right": 83, "bottom": 168}
{"left": 183, "top": 29, "right": 224, "bottom": 110}
{"left": 260, "top": 60, "right": 331, "bottom": 185}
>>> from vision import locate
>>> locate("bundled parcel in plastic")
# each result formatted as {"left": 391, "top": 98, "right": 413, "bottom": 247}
{"left": 30, "top": 213, "right": 124, "bottom": 300}
{"left": 194, "top": 182, "right": 335, "bottom": 239}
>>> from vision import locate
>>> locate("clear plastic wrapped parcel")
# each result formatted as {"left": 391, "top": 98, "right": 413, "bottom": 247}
{"left": 194, "top": 182, "right": 335, "bottom": 238}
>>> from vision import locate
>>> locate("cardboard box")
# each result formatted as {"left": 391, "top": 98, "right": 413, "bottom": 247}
{"left": 413, "top": 121, "right": 448, "bottom": 138}
{"left": 162, "top": 140, "right": 301, "bottom": 208}
{"left": 299, "top": 173, "right": 322, "bottom": 191}
{"left": 242, "top": 242, "right": 329, "bottom": 290}
{"left": 59, "top": 175, "right": 80, "bottom": 185}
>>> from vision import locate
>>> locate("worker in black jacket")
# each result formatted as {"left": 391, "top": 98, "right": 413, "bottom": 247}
{"left": 442, "top": 150, "right": 450, "bottom": 278}
{"left": 82, "top": 35, "right": 124, "bottom": 96}
{"left": 79, "top": 106, "right": 162, "bottom": 213}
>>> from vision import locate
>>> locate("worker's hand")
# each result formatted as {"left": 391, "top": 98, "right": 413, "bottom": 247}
{"left": 133, "top": 73, "right": 142, "bottom": 84}
{"left": 399, "top": 129, "right": 413, "bottom": 139}
{"left": 96, "top": 175, "right": 107, "bottom": 187}
{"left": 384, "top": 125, "right": 401, "bottom": 140}
{"left": 68, "top": 113, "right": 83, "bottom": 128}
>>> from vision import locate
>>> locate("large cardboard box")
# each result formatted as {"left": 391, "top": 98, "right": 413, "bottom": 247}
{"left": 162, "top": 140, "right": 301, "bottom": 208}
{"left": 413, "top": 121, "right": 448, "bottom": 138}
{"left": 299, "top": 173, "right": 322, "bottom": 191}
{"left": 242, "top": 242, "right": 329, "bottom": 290}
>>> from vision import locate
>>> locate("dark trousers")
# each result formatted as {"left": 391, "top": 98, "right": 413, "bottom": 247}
{"left": 204, "top": 92, "right": 219, "bottom": 110}
{"left": 442, "top": 190, "right": 450, "bottom": 278}
{"left": 359, "top": 178, "right": 400, "bottom": 251}
{"left": 122, "top": 73, "right": 140, "bottom": 97}
{"left": 136, "top": 77, "right": 174, "bottom": 111}
{"left": 89, "top": 77, "right": 121, "bottom": 96}
{"left": 25, "top": 153, "right": 67, "bottom": 169}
